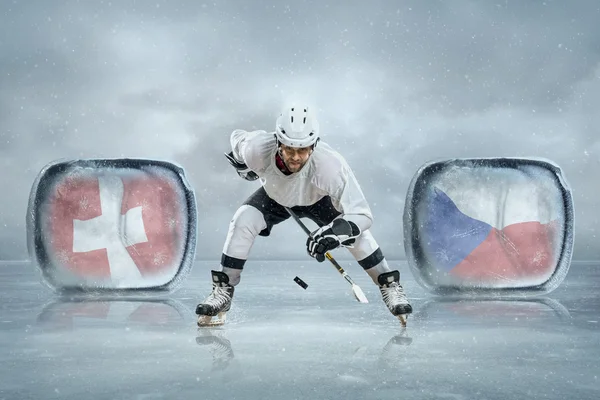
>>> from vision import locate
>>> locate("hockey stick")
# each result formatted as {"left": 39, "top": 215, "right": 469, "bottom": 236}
{"left": 284, "top": 207, "right": 369, "bottom": 304}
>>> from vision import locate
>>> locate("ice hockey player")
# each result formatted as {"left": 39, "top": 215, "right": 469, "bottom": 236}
{"left": 196, "top": 105, "right": 412, "bottom": 327}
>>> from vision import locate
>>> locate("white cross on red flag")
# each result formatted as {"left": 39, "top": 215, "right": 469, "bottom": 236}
{"left": 28, "top": 160, "right": 197, "bottom": 292}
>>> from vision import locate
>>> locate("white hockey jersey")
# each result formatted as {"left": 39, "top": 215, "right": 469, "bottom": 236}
{"left": 230, "top": 129, "right": 374, "bottom": 232}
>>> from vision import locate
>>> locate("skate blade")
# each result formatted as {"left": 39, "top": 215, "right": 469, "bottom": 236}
{"left": 397, "top": 314, "right": 408, "bottom": 327}
{"left": 197, "top": 312, "right": 227, "bottom": 327}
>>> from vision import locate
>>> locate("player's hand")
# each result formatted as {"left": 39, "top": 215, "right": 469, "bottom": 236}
{"left": 306, "top": 218, "right": 360, "bottom": 262}
{"left": 224, "top": 151, "right": 259, "bottom": 181}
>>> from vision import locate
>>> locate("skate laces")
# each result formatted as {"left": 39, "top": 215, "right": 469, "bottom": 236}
{"left": 381, "top": 282, "right": 408, "bottom": 305}
{"left": 204, "top": 285, "right": 232, "bottom": 308}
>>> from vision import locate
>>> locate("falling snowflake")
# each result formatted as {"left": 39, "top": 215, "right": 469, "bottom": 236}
{"left": 532, "top": 250, "right": 547, "bottom": 266}
{"left": 140, "top": 198, "right": 151, "bottom": 209}
{"left": 153, "top": 252, "right": 167, "bottom": 265}
{"left": 166, "top": 217, "right": 179, "bottom": 230}
{"left": 434, "top": 248, "right": 451, "bottom": 263}
{"left": 79, "top": 196, "right": 90, "bottom": 212}
{"left": 55, "top": 249, "right": 71, "bottom": 265}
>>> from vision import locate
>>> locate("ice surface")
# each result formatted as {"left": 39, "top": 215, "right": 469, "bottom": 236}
{"left": 1, "top": 259, "right": 599, "bottom": 400}
{"left": 26, "top": 159, "right": 197, "bottom": 293}
{"left": 404, "top": 158, "right": 574, "bottom": 295}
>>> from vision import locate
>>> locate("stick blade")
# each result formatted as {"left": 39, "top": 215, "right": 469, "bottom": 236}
{"left": 351, "top": 284, "right": 369, "bottom": 303}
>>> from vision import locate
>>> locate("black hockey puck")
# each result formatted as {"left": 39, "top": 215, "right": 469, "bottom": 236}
{"left": 294, "top": 276, "right": 308, "bottom": 290}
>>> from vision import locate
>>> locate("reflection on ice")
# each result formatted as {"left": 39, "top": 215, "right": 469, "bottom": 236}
{"left": 2, "top": 260, "right": 598, "bottom": 400}
{"left": 413, "top": 297, "right": 572, "bottom": 325}
{"left": 36, "top": 297, "right": 191, "bottom": 332}
{"left": 195, "top": 328, "right": 236, "bottom": 372}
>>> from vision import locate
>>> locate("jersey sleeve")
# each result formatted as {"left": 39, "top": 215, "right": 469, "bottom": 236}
{"left": 314, "top": 155, "right": 374, "bottom": 232}
{"left": 230, "top": 129, "right": 273, "bottom": 173}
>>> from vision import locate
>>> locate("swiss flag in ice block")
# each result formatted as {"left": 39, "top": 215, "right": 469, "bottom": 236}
{"left": 28, "top": 159, "right": 197, "bottom": 291}
{"left": 49, "top": 175, "right": 182, "bottom": 281}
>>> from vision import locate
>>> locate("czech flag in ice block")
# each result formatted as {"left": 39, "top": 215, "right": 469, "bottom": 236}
{"left": 424, "top": 186, "right": 559, "bottom": 281}
{"left": 27, "top": 159, "right": 197, "bottom": 292}
{"left": 403, "top": 158, "right": 574, "bottom": 294}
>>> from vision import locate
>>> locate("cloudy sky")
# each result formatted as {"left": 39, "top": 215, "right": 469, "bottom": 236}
{"left": 1, "top": 0, "right": 599, "bottom": 263}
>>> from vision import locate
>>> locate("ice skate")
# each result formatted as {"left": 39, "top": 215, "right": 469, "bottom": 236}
{"left": 378, "top": 270, "right": 412, "bottom": 327}
{"left": 196, "top": 270, "right": 235, "bottom": 327}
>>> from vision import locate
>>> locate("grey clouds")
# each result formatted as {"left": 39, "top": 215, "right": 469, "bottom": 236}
{"left": 1, "top": 0, "right": 599, "bottom": 261}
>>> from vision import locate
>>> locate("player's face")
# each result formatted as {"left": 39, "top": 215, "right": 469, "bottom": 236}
{"left": 279, "top": 144, "right": 313, "bottom": 173}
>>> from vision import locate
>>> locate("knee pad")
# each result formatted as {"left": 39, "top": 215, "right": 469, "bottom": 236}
{"left": 223, "top": 205, "right": 267, "bottom": 260}
{"left": 229, "top": 205, "right": 267, "bottom": 236}
{"left": 346, "top": 230, "right": 384, "bottom": 268}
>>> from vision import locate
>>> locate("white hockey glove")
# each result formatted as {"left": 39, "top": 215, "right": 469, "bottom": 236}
{"left": 224, "top": 151, "right": 259, "bottom": 181}
{"left": 306, "top": 218, "right": 361, "bottom": 262}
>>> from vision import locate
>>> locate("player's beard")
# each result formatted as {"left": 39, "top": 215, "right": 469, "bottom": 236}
{"left": 285, "top": 158, "right": 305, "bottom": 172}
{"left": 279, "top": 147, "right": 310, "bottom": 173}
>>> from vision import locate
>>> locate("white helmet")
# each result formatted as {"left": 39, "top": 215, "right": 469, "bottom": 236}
{"left": 275, "top": 106, "right": 320, "bottom": 148}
